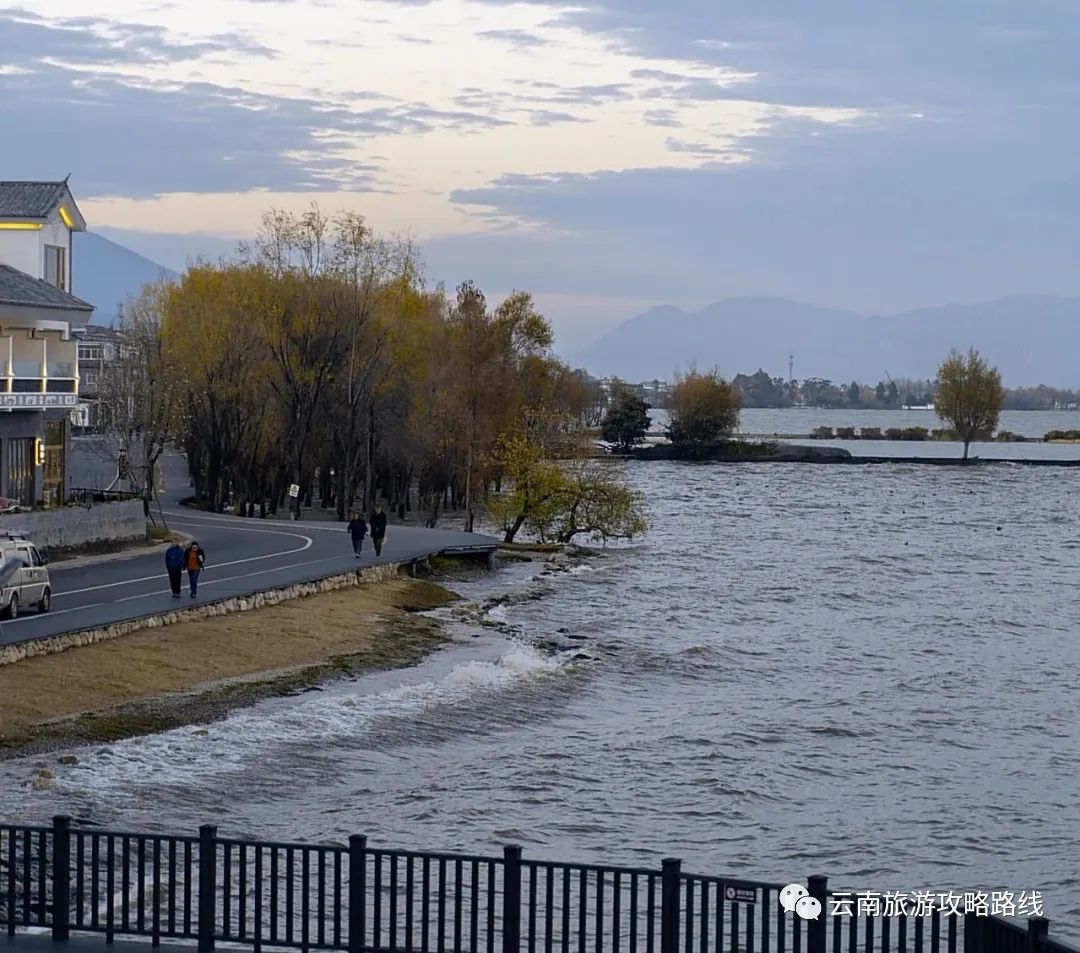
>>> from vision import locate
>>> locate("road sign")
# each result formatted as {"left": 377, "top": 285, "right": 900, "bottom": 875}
{"left": 288, "top": 484, "right": 300, "bottom": 498}
{"left": 723, "top": 885, "right": 757, "bottom": 904}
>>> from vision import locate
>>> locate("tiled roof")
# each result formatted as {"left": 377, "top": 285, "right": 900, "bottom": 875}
{"left": 0, "top": 264, "right": 94, "bottom": 313}
{"left": 80, "top": 324, "right": 120, "bottom": 342}
{"left": 0, "top": 181, "right": 69, "bottom": 219}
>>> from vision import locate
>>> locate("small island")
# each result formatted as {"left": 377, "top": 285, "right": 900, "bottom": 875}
{"left": 597, "top": 358, "right": 1080, "bottom": 467}
{"left": 617, "top": 440, "right": 852, "bottom": 463}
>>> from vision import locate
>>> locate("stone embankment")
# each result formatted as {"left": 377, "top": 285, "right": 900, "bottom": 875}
{"left": 0, "top": 561, "right": 403, "bottom": 667}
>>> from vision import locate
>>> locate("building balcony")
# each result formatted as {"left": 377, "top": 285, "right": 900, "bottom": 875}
{"left": 0, "top": 375, "right": 78, "bottom": 407}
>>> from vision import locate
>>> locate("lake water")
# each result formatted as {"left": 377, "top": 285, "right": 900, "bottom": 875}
{"left": 3, "top": 462, "right": 1079, "bottom": 935}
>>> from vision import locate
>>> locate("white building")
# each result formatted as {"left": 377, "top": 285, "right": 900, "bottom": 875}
{"left": 0, "top": 179, "right": 94, "bottom": 506}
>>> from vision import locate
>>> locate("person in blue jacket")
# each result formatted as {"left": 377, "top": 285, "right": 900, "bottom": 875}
{"left": 165, "top": 540, "right": 185, "bottom": 598}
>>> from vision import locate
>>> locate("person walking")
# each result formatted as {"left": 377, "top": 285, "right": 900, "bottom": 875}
{"left": 346, "top": 511, "right": 367, "bottom": 557}
{"left": 185, "top": 540, "right": 206, "bottom": 599}
{"left": 165, "top": 540, "right": 185, "bottom": 598}
{"left": 370, "top": 504, "right": 387, "bottom": 558}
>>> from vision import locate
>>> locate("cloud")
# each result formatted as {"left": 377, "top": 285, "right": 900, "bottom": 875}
{"left": 0, "top": 6, "right": 276, "bottom": 65}
{"left": 10, "top": 0, "right": 1080, "bottom": 328}
{"left": 445, "top": 102, "right": 1080, "bottom": 313}
{"left": 477, "top": 28, "right": 548, "bottom": 49}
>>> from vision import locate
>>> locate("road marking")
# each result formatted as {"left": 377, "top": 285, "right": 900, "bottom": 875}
{"left": 110, "top": 553, "right": 351, "bottom": 602}
{"left": 4, "top": 601, "right": 107, "bottom": 625}
{"left": 162, "top": 509, "right": 347, "bottom": 534}
{"left": 51, "top": 526, "right": 314, "bottom": 598}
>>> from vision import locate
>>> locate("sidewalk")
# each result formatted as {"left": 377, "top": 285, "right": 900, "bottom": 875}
{"left": 48, "top": 531, "right": 193, "bottom": 570}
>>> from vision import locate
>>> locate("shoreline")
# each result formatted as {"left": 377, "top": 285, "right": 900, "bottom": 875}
{"left": 615, "top": 442, "right": 1080, "bottom": 466}
{"left": 0, "top": 544, "right": 564, "bottom": 766}
{"left": 0, "top": 573, "right": 464, "bottom": 764}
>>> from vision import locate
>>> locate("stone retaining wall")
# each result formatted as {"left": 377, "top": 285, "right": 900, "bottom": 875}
{"left": 0, "top": 561, "right": 405, "bottom": 667}
{"left": 0, "top": 500, "right": 146, "bottom": 549}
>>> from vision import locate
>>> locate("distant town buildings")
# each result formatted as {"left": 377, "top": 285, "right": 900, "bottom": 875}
{"left": 73, "top": 324, "right": 121, "bottom": 431}
{"left": 589, "top": 369, "right": 1080, "bottom": 412}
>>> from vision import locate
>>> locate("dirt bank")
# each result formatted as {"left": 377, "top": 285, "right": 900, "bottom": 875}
{"left": 0, "top": 576, "right": 459, "bottom": 760}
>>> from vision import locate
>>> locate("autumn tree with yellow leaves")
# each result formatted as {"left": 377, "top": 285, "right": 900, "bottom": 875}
{"left": 118, "top": 203, "right": 644, "bottom": 544}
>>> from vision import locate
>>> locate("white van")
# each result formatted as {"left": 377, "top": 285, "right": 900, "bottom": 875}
{"left": 0, "top": 536, "right": 51, "bottom": 617}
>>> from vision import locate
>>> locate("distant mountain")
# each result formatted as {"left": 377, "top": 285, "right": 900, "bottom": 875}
{"left": 73, "top": 232, "right": 178, "bottom": 324}
{"left": 570, "top": 295, "right": 1080, "bottom": 388}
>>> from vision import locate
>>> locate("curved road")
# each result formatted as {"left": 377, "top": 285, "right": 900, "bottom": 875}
{"left": 0, "top": 453, "right": 498, "bottom": 649}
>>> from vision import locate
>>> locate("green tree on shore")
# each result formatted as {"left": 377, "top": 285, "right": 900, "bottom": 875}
{"left": 601, "top": 380, "right": 650, "bottom": 450}
{"left": 934, "top": 348, "right": 1004, "bottom": 461}
{"left": 666, "top": 368, "right": 741, "bottom": 448}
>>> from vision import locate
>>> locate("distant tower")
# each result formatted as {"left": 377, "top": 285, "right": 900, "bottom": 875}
{"left": 788, "top": 353, "right": 794, "bottom": 384}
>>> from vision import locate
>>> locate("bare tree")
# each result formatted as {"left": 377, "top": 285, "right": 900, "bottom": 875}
{"left": 96, "top": 280, "right": 184, "bottom": 519}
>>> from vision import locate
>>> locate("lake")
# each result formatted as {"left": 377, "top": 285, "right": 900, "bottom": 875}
{"left": 3, "top": 461, "right": 1078, "bottom": 935}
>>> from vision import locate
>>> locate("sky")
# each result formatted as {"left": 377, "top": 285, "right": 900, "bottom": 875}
{"left": 5, "top": 1, "right": 1080, "bottom": 352}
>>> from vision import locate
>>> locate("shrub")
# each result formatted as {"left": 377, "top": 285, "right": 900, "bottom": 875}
{"left": 860, "top": 427, "right": 882, "bottom": 439}
{"left": 836, "top": 426, "right": 856, "bottom": 439}
{"left": 1045, "top": 429, "right": 1080, "bottom": 442}
{"left": 931, "top": 428, "right": 957, "bottom": 441}
{"left": 886, "top": 427, "right": 929, "bottom": 441}
{"left": 810, "top": 426, "right": 834, "bottom": 439}
{"left": 995, "top": 431, "right": 1024, "bottom": 442}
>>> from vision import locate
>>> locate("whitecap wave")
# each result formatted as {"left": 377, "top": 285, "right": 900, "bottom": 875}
{"left": 49, "top": 645, "right": 566, "bottom": 795}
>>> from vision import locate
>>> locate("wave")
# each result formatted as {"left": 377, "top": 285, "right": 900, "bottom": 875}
{"left": 41, "top": 644, "right": 569, "bottom": 801}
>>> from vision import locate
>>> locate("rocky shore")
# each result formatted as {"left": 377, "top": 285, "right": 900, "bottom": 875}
{"left": 618, "top": 440, "right": 852, "bottom": 462}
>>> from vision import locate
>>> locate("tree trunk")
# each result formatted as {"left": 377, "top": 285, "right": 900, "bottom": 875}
{"left": 963, "top": 439, "right": 970, "bottom": 461}
{"left": 464, "top": 443, "right": 473, "bottom": 532}
{"left": 503, "top": 513, "right": 526, "bottom": 544}
{"left": 334, "top": 466, "right": 347, "bottom": 521}
{"left": 363, "top": 398, "right": 376, "bottom": 514}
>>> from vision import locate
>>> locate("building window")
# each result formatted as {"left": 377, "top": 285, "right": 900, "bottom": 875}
{"left": 44, "top": 419, "right": 65, "bottom": 506}
{"left": 45, "top": 245, "right": 67, "bottom": 291}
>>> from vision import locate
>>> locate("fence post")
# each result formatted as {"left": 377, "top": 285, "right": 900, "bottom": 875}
{"left": 1028, "top": 917, "right": 1049, "bottom": 953}
{"left": 349, "top": 836, "right": 367, "bottom": 953}
{"left": 807, "top": 875, "right": 828, "bottom": 953}
{"left": 503, "top": 845, "right": 522, "bottom": 953}
{"left": 51, "top": 815, "right": 71, "bottom": 941}
{"left": 198, "top": 825, "right": 218, "bottom": 953}
{"left": 963, "top": 912, "right": 982, "bottom": 953}
{"left": 661, "top": 858, "right": 682, "bottom": 953}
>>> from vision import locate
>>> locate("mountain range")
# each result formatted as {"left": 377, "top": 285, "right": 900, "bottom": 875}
{"left": 67, "top": 233, "right": 1079, "bottom": 389}
{"left": 570, "top": 296, "right": 1080, "bottom": 389}
{"left": 72, "top": 232, "right": 178, "bottom": 324}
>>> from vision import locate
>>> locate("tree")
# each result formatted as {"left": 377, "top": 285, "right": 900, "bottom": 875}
{"left": 847, "top": 381, "right": 861, "bottom": 405}
{"left": 96, "top": 280, "right": 185, "bottom": 518}
{"left": 163, "top": 264, "right": 273, "bottom": 512}
{"left": 490, "top": 426, "right": 648, "bottom": 545}
{"left": 601, "top": 380, "right": 650, "bottom": 450}
{"left": 934, "top": 348, "right": 1004, "bottom": 461}
{"left": 487, "top": 425, "right": 566, "bottom": 543}
{"left": 547, "top": 456, "right": 649, "bottom": 544}
{"left": 666, "top": 368, "right": 740, "bottom": 447}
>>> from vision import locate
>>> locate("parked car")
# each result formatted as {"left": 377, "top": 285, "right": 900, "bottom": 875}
{"left": 0, "top": 536, "right": 51, "bottom": 617}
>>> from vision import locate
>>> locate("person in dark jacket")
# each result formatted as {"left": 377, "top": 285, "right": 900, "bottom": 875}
{"left": 185, "top": 541, "right": 206, "bottom": 599}
{"left": 346, "top": 512, "right": 367, "bottom": 557}
{"left": 165, "top": 541, "right": 185, "bottom": 598}
{"left": 369, "top": 504, "right": 387, "bottom": 557}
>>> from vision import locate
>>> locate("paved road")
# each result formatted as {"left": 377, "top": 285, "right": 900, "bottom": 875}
{"left": 0, "top": 452, "right": 498, "bottom": 649}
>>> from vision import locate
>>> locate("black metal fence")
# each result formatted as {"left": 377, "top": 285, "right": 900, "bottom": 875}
{"left": 2, "top": 818, "right": 1077, "bottom": 953}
